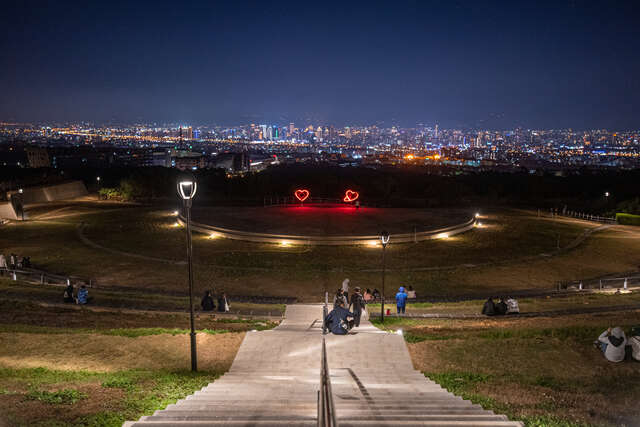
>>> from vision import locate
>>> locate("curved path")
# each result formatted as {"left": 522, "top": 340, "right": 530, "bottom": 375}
{"left": 125, "top": 305, "right": 522, "bottom": 426}
{"left": 75, "top": 221, "right": 611, "bottom": 274}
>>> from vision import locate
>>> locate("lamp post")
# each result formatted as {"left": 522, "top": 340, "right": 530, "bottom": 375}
{"left": 380, "top": 230, "right": 389, "bottom": 323}
{"left": 18, "top": 189, "right": 24, "bottom": 221}
{"left": 177, "top": 180, "right": 198, "bottom": 372}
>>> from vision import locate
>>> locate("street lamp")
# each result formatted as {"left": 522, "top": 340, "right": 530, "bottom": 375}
{"left": 177, "top": 180, "right": 198, "bottom": 372}
{"left": 380, "top": 230, "right": 390, "bottom": 323}
{"left": 18, "top": 189, "right": 24, "bottom": 221}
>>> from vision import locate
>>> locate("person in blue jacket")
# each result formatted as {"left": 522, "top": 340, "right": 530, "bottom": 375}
{"left": 395, "top": 286, "right": 408, "bottom": 314}
{"left": 325, "top": 302, "right": 356, "bottom": 335}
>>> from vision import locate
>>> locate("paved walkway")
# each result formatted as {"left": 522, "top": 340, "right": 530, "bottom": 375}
{"left": 125, "top": 305, "right": 522, "bottom": 426}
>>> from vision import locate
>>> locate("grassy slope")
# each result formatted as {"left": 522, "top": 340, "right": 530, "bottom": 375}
{"left": 0, "top": 301, "right": 264, "bottom": 426}
{"left": 2, "top": 203, "right": 639, "bottom": 300}
{"left": 374, "top": 312, "right": 640, "bottom": 427}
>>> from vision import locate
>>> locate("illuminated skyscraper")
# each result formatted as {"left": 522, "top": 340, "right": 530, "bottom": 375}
{"left": 289, "top": 123, "right": 294, "bottom": 135}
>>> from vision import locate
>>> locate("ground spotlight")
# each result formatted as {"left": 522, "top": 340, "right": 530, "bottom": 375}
{"left": 396, "top": 329, "right": 403, "bottom": 336}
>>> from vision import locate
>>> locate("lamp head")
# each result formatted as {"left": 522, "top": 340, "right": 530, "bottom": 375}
{"left": 18, "top": 188, "right": 23, "bottom": 194}
{"left": 380, "top": 230, "right": 390, "bottom": 247}
{"left": 177, "top": 180, "right": 197, "bottom": 200}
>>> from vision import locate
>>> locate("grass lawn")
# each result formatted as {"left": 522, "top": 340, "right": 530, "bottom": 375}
{"left": 367, "top": 291, "right": 640, "bottom": 316}
{"left": 1, "top": 202, "right": 639, "bottom": 300}
{"left": 0, "top": 279, "right": 286, "bottom": 316}
{"left": 0, "top": 299, "right": 263, "bottom": 426}
{"left": 373, "top": 311, "right": 640, "bottom": 427}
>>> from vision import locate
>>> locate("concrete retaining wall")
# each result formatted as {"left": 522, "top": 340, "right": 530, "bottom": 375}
{"left": 0, "top": 202, "right": 18, "bottom": 220}
{"left": 178, "top": 215, "right": 477, "bottom": 246}
{"left": 8, "top": 181, "right": 88, "bottom": 204}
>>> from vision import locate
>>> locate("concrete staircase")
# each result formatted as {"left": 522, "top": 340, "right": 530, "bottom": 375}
{"left": 124, "top": 305, "right": 522, "bottom": 426}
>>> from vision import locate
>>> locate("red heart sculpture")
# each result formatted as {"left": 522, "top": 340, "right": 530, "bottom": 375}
{"left": 294, "top": 189, "right": 310, "bottom": 202}
{"left": 343, "top": 189, "right": 359, "bottom": 202}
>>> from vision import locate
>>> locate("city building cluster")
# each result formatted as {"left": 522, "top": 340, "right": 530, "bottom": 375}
{"left": 1, "top": 121, "right": 639, "bottom": 174}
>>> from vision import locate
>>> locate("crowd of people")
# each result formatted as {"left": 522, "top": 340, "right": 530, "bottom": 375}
{"left": 0, "top": 253, "right": 31, "bottom": 272}
{"left": 200, "top": 290, "right": 231, "bottom": 313}
{"left": 481, "top": 296, "right": 520, "bottom": 316}
{"left": 326, "top": 279, "right": 417, "bottom": 334}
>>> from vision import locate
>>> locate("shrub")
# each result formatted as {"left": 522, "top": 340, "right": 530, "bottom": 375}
{"left": 616, "top": 212, "right": 640, "bottom": 226}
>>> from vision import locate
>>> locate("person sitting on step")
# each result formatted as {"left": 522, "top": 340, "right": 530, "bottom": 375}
{"left": 325, "top": 301, "right": 355, "bottom": 335}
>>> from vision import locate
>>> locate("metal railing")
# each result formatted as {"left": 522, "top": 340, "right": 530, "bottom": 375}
{"left": 1, "top": 267, "right": 92, "bottom": 288}
{"left": 318, "top": 337, "right": 338, "bottom": 427}
{"left": 540, "top": 208, "right": 617, "bottom": 224}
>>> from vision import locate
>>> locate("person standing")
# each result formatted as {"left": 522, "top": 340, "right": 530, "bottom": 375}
{"left": 0, "top": 254, "right": 6, "bottom": 275}
{"left": 217, "top": 293, "right": 230, "bottom": 312}
{"left": 201, "top": 290, "right": 215, "bottom": 312}
{"left": 341, "top": 278, "right": 350, "bottom": 305}
{"left": 349, "top": 287, "right": 365, "bottom": 327}
{"left": 395, "top": 286, "right": 408, "bottom": 314}
{"left": 333, "top": 289, "right": 347, "bottom": 308}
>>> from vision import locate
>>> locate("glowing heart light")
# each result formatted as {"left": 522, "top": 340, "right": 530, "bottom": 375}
{"left": 294, "top": 189, "right": 310, "bottom": 202}
{"left": 343, "top": 189, "right": 359, "bottom": 203}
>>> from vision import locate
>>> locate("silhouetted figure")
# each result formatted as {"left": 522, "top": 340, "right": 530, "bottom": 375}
{"left": 349, "top": 287, "right": 366, "bottom": 327}
{"left": 217, "top": 293, "right": 230, "bottom": 312}
{"left": 495, "top": 297, "right": 508, "bottom": 315}
{"left": 63, "top": 283, "right": 74, "bottom": 303}
{"left": 201, "top": 290, "right": 215, "bottom": 311}
{"left": 482, "top": 297, "right": 496, "bottom": 316}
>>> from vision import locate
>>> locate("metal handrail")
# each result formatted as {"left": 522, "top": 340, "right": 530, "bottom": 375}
{"left": 318, "top": 336, "right": 338, "bottom": 427}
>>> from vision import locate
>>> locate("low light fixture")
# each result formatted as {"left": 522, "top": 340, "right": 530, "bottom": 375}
{"left": 475, "top": 212, "right": 480, "bottom": 218}
{"left": 280, "top": 240, "right": 291, "bottom": 247}
{"left": 396, "top": 329, "right": 403, "bottom": 336}
{"left": 436, "top": 232, "right": 449, "bottom": 239}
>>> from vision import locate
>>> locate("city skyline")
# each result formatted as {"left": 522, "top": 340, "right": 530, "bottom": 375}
{"left": 2, "top": 1, "right": 640, "bottom": 129}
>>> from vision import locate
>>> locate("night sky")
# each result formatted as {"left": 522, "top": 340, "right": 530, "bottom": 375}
{"left": 1, "top": 0, "right": 639, "bottom": 129}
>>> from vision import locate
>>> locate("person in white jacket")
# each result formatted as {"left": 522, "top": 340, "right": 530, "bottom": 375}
{"left": 596, "top": 327, "right": 627, "bottom": 362}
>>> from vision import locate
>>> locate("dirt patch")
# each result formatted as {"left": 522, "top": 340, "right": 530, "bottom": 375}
{"left": 0, "top": 332, "right": 244, "bottom": 372}
{"left": 0, "top": 383, "right": 125, "bottom": 426}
